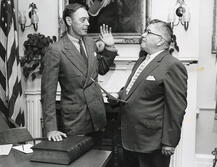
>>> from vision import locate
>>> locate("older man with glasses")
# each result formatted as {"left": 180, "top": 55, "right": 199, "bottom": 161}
{"left": 108, "top": 19, "right": 188, "bottom": 167}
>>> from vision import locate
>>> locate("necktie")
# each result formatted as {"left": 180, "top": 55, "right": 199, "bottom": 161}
{"left": 125, "top": 55, "right": 151, "bottom": 94}
{"left": 79, "top": 39, "right": 88, "bottom": 65}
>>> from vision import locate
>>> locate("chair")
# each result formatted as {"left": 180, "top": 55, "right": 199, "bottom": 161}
{"left": 0, "top": 127, "right": 46, "bottom": 145}
{"left": 0, "top": 114, "right": 10, "bottom": 131}
{"left": 0, "top": 111, "right": 17, "bottom": 131}
{"left": 0, "top": 110, "right": 46, "bottom": 145}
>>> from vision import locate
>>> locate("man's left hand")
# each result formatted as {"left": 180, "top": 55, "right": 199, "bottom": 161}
{"left": 99, "top": 24, "right": 115, "bottom": 47}
{"left": 161, "top": 146, "right": 175, "bottom": 156}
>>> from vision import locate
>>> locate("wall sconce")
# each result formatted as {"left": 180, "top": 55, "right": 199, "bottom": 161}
{"left": 18, "top": 3, "right": 39, "bottom": 32}
{"left": 168, "top": 0, "right": 190, "bottom": 31}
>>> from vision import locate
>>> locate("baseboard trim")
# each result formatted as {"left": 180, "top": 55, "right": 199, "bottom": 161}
{"left": 196, "top": 154, "right": 215, "bottom": 167}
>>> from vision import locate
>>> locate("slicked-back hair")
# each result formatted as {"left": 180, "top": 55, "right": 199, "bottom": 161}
{"left": 148, "top": 19, "right": 173, "bottom": 46}
{"left": 63, "top": 3, "right": 86, "bottom": 28}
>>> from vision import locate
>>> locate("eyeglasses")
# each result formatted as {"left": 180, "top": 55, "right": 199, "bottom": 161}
{"left": 144, "top": 29, "right": 163, "bottom": 38}
{"left": 140, "top": 29, "right": 167, "bottom": 43}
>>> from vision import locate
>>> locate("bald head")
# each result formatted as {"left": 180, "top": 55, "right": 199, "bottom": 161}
{"left": 148, "top": 19, "right": 173, "bottom": 46}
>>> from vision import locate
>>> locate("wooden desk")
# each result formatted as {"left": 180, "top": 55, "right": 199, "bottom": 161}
{"left": 0, "top": 149, "right": 111, "bottom": 167}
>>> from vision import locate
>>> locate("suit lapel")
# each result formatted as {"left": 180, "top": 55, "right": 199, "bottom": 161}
{"left": 120, "top": 56, "right": 146, "bottom": 100}
{"left": 83, "top": 37, "right": 95, "bottom": 87}
{"left": 125, "top": 50, "right": 168, "bottom": 100}
{"left": 62, "top": 35, "right": 88, "bottom": 77}
{"left": 123, "top": 56, "right": 146, "bottom": 89}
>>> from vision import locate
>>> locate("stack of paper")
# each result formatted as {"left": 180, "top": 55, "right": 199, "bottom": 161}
{"left": 0, "top": 144, "right": 13, "bottom": 155}
{"left": 13, "top": 144, "right": 33, "bottom": 153}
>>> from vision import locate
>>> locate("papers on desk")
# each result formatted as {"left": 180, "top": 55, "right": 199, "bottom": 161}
{"left": 0, "top": 144, "right": 13, "bottom": 155}
{"left": 13, "top": 144, "right": 33, "bottom": 154}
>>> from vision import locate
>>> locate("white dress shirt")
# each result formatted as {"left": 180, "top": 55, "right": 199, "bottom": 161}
{"left": 125, "top": 50, "right": 164, "bottom": 94}
{"left": 67, "top": 33, "right": 87, "bottom": 56}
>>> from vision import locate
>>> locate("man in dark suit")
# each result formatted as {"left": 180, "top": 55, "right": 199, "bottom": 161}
{"left": 41, "top": 3, "right": 118, "bottom": 141}
{"left": 109, "top": 19, "right": 187, "bottom": 167}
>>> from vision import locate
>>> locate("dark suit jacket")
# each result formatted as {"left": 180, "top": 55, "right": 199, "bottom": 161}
{"left": 41, "top": 35, "right": 117, "bottom": 135}
{"left": 119, "top": 50, "right": 187, "bottom": 153}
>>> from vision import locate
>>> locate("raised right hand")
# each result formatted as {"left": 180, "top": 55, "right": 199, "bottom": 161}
{"left": 47, "top": 130, "right": 67, "bottom": 141}
{"left": 99, "top": 24, "right": 115, "bottom": 47}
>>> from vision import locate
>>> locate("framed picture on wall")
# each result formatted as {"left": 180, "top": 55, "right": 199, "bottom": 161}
{"left": 58, "top": 0, "right": 151, "bottom": 44}
{"left": 212, "top": 0, "right": 217, "bottom": 54}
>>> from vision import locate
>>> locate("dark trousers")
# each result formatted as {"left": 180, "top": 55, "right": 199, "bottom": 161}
{"left": 123, "top": 149, "right": 171, "bottom": 167}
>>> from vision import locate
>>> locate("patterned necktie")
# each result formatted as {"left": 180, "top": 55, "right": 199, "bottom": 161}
{"left": 125, "top": 55, "right": 151, "bottom": 94}
{"left": 79, "top": 39, "right": 88, "bottom": 65}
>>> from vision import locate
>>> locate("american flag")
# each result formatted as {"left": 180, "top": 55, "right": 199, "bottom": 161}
{"left": 0, "top": 0, "right": 25, "bottom": 126}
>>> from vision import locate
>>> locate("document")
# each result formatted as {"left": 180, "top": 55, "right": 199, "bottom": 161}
{"left": 13, "top": 144, "right": 33, "bottom": 153}
{"left": 0, "top": 144, "right": 13, "bottom": 155}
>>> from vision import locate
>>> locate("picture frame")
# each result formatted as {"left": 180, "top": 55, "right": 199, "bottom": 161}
{"left": 58, "top": 0, "right": 152, "bottom": 44}
{"left": 212, "top": 0, "right": 217, "bottom": 54}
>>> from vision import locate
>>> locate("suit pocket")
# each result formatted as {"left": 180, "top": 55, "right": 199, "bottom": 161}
{"left": 135, "top": 119, "right": 162, "bottom": 136}
{"left": 143, "top": 80, "right": 162, "bottom": 86}
{"left": 134, "top": 119, "right": 163, "bottom": 145}
{"left": 143, "top": 80, "right": 163, "bottom": 97}
{"left": 139, "top": 119, "right": 162, "bottom": 129}
{"left": 71, "top": 74, "right": 81, "bottom": 78}
{"left": 61, "top": 103, "right": 81, "bottom": 118}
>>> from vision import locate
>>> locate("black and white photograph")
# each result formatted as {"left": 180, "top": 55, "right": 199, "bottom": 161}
{"left": 0, "top": 0, "right": 216, "bottom": 167}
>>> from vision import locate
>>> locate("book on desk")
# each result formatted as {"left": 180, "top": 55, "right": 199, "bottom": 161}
{"left": 30, "top": 135, "right": 94, "bottom": 165}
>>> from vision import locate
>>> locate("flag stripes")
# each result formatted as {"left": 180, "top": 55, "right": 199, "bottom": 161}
{"left": 0, "top": 80, "right": 6, "bottom": 104}
{"left": 9, "top": 78, "right": 22, "bottom": 116}
{"left": 0, "top": 31, "right": 7, "bottom": 58}
{"left": 0, "top": 34, "right": 7, "bottom": 117}
{"left": 0, "top": 64, "right": 6, "bottom": 89}
{"left": 14, "top": 109, "right": 24, "bottom": 125}
{"left": 0, "top": 98, "right": 8, "bottom": 116}
{"left": 0, "top": 0, "right": 25, "bottom": 126}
